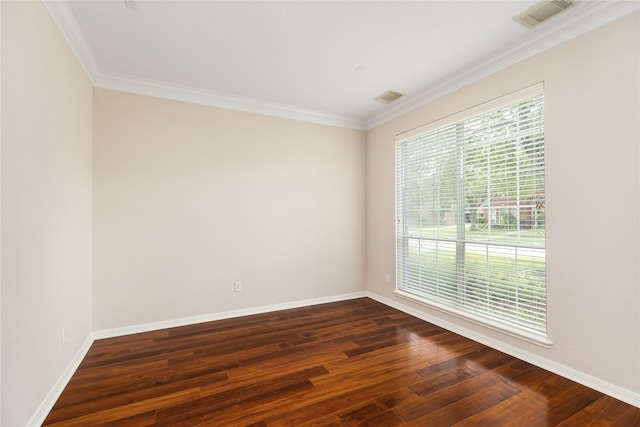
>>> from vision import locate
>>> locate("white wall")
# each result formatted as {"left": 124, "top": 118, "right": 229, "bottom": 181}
{"left": 92, "top": 89, "right": 366, "bottom": 330}
{"left": 1, "top": 2, "right": 93, "bottom": 426}
{"left": 366, "top": 12, "right": 640, "bottom": 399}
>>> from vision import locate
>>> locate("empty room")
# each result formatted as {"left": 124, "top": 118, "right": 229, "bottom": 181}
{"left": 2, "top": 0, "right": 640, "bottom": 425}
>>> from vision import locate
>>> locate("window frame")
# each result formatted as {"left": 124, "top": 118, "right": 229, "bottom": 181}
{"left": 394, "top": 83, "right": 552, "bottom": 347}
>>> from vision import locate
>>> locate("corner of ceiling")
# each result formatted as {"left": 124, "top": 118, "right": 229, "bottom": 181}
{"left": 42, "top": 1, "right": 101, "bottom": 86}
{"left": 42, "top": 1, "right": 367, "bottom": 130}
{"left": 364, "top": 0, "right": 640, "bottom": 130}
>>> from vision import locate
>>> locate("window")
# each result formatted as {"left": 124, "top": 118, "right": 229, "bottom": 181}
{"left": 396, "top": 84, "right": 547, "bottom": 344}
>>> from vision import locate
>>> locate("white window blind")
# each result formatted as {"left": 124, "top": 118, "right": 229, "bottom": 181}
{"left": 396, "top": 86, "right": 546, "bottom": 339}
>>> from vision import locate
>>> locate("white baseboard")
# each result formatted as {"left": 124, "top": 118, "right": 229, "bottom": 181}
{"left": 27, "top": 335, "right": 94, "bottom": 427}
{"left": 366, "top": 291, "right": 640, "bottom": 409}
{"left": 29, "top": 291, "right": 368, "bottom": 426}
{"left": 92, "top": 292, "right": 368, "bottom": 340}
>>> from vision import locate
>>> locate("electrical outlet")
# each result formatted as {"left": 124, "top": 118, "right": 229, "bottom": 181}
{"left": 62, "top": 328, "right": 68, "bottom": 345}
{"left": 234, "top": 281, "right": 242, "bottom": 292}
{"left": 385, "top": 273, "right": 391, "bottom": 284}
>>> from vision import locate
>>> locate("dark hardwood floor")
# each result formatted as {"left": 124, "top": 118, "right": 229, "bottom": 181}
{"left": 44, "top": 298, "right": 640, "bottom": 426}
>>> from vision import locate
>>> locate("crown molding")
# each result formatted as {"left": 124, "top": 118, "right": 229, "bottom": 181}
{"left": 42, "top": 0, "right": 366, "bottom": 130}
{"left": 44, "top": 0, "right": 638, "bottom": 131}
{"left": 93, "top": 71, "right": 367, "bottom": 129}
{"left": 365, "top": 0, "right": 640, "bottom": 130}
{"left": 42, "top": 0, "right": 100, "bottom": 85}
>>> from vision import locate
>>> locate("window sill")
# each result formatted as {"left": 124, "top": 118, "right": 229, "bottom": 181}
{"left": 394, "top": 289, "right": 553, "bottom": 348}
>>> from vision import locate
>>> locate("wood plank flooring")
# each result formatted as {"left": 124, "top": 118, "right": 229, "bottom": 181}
{"left": 43, "top": 298, "right": 640, "bottom": 426}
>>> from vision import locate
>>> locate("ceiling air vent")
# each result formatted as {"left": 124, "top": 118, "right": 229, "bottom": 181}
{"left": 513, "top": 0, "right": 574, "bottom": 29}
{"left": 374, "top": 90, "right": 404, "bottom": 104}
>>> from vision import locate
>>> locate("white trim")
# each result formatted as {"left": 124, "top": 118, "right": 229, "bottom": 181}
{"left": 367, "top": 291, "right": 640, "bottom": 409}
{"left": 42, "top": 0, "right": 639, "bottom": 131}
{"left": 91, "top": 292, "right": 367, "bottom": 340}
{"left": 42, "top": 1, "right": 100, "bottom": 85}
{"left": 366, "top": 0, "right": 640, "bottom": 129}
{"left": 26, "top": 336, "right": 94, "bottom": 427}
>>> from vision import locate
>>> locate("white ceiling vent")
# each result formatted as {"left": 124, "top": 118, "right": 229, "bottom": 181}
{"left": 513, "top": 0, "right": 575, "bottom": 29}
{"left": 374, "top": 90, "right": 404, "bottom": 104}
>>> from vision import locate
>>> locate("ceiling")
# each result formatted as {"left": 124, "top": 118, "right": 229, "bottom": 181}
{"left": 45, "top": 1, "right": 638, "bottom": 129}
